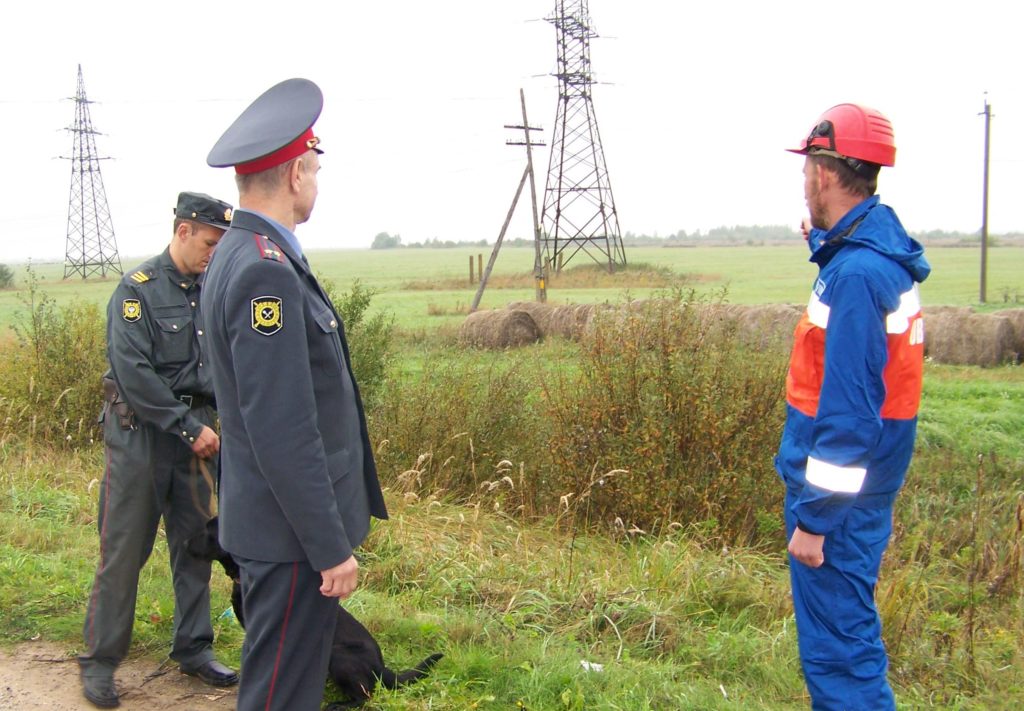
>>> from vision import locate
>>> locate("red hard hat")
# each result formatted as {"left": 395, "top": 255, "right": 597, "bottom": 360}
{"left": 787, "top": 103, "right": 896, "bottom": 168}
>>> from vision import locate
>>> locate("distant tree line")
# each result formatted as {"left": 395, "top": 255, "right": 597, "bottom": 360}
{"left": 369, "top": 227, "right": 1023, "bottom": 249}
{"left": 626, "top": 225, "right": 802, "bottom": 245}
{"left": 371, "top": 232, "right": 489, "bottom": 250}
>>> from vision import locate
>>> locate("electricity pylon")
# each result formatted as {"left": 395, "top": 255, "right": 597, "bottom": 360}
{"left": 62, "top": 64, "right": 121, "bottom": 279}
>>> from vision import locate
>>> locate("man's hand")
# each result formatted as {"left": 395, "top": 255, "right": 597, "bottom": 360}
{"left": 788, "top": 528, "right": 825, "bottom": 568}
{"left": 191, "top": 425, "right": 220, "bottom": 459}
{"left": 320, "top": 555, "right": 358, "bottom": 599}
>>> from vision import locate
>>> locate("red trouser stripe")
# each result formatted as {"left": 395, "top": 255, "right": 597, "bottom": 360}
{"left": 265, "top": 562, "right": 299, "bottom": 711}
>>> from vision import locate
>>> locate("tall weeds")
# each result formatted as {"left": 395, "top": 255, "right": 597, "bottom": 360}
{"left": 371, "top": 292, "right": 790, "bottom": 545}
{"left": 0, "top": 268, "right": 106, "bottom": 449}
{"left": 544, "top": 295, "right": 787, "bottom": 542}
{"left": 372, "top": 353, "right": 540, "bottom": 506}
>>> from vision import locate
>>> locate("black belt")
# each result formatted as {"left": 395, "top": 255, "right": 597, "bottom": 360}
{"left": 177, "top": 393, "right": 213, "bottom": 409}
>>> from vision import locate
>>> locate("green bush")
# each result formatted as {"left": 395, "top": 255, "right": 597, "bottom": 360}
{"left": 0, "top": 263, "right": 14, "bottom": 289}
{"left": 316, "top": 275, "right": 395, "bottom": 406}
{"left": 0, "top": 268, "right": 107, "bottom": 448}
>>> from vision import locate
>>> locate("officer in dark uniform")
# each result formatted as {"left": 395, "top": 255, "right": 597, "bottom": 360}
{"left": 202, "top": 78, "right": 388, "bottom": 711}
{"left": 79, "top": 192, "right": 239, "bottom": 708}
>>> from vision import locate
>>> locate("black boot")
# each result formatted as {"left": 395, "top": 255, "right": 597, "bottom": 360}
{"left": 80, "top": 670, "right": 119, "bottom": 708}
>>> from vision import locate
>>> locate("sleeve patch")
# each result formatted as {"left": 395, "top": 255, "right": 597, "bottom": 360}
{"left": 129, "top": 271, "right": 151, "bottom": 283}
{"left": 251, "top": 296, "right": 283, "bottom": 335}
{"left": 122, "top": 299, "right": 142, "bottom": 322}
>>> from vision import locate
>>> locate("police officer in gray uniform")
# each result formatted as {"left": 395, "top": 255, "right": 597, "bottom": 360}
{"left": 79, "top": 192, "right": 239, "bottom": 708}
{"left": 202, "top": 78, "right": 388, "bottom": 711}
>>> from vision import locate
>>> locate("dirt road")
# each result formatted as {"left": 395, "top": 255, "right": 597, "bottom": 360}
{"left": 0, "top": 642, "right": 236, "bottom": 710}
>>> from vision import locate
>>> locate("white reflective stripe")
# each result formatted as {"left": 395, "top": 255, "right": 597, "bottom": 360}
{"left": 885, "top": 285, "right": 921, "bottom": 334}
{"left": 806, "top": 292, "right": 830, "bottom": 328}
{"left": 806, "top": 456, "right": 866, "bottom": 493}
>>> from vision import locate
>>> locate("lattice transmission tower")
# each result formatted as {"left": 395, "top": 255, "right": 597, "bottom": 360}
{"left": 62, "top": 64, "right": 121, "bottom": 279}
{"left": 541, "top": 0, "right": 625, "bottom": 273}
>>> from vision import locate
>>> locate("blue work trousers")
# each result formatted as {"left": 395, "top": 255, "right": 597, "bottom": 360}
{"left": 785, "top": 489, "right": 897, "bottom": 711}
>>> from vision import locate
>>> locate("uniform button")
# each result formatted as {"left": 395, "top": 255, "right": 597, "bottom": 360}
{"left": 182, "top": 431, "right": 188, "bottom": 436}
{"left": 181, "top": 282, "right": 188, "bottom": 288}
{"left": 197, "top": 330, "right": 204, "bottom": 336}
{"left": 172, "top": 324, "right": 178, "bottom": 330}
{"left": 191, "top": 301, "right": 197, "bottom": 308}
{"left": 199, "top": 362, "right": 203, "bottom": 367}
{"left": 189, "top": 437, "right": 195, "bottom": 442}
{"left": 330, "top": 320, "right": 337, "bottom": 328}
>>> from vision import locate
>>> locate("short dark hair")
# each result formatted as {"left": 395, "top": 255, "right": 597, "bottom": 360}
{"left": 808, "top": 154, "right": 879, "bottom": 198}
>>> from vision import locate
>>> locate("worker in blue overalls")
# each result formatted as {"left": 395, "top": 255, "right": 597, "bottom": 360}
{"left": 776, "top": 103, "right": 930, "bottom": 710}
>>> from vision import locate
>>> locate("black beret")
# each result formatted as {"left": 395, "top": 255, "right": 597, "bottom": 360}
{"left": 174, "top": 192, "right": 233, "bottom": 229}
{"left": 207, "top": 78, "right": 323, "bottom": 173}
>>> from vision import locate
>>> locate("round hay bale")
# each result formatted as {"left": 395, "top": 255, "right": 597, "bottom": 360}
{"left": 735, "top": 304, "right": 803, "bottom": 349}
{"left": 545, "top": 303, "right": 604, "bottom": 340}
{"left": 992, "top": 308, "right": 1024, "bottom": 363}
{"left": 693, "top": 302, "right": 745, "bottom": 345}
{"left": 459, "top": 309, "right": 541, "bottom": 349}
{"left": 625, "top": 297, "right": 680, "bottom": 314}
{"left": 926, "top": 305, "right": 974, "bottom": 317}
{"left": 925, "top": 311, "right": 1015, "bottom": 367}
{"left": 698, "top": 302, "right": 744, "bottom": 322}
{"left": 506, "top": 300, "right": 557, "bottom": 335}
{"left": 575, "top": 302, "right": 620, "bottom": 340}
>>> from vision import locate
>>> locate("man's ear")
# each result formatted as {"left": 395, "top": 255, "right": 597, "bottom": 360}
{"left": 174, "top": 221, "right": 192, "bottom": 242}
{"left": 290, "top": 158, "right": 305, "bottom": 193}
{"left": 814, "top": 162, "right": 834, "bottom": 192}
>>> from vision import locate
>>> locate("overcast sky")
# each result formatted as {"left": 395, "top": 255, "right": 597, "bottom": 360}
{"left": 2, "top": 0, "right": 1021, "bottom": 263}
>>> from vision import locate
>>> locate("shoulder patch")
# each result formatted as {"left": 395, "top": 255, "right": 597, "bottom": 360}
{"left": 252, "top": 234, "right": 284, "bottom": 263}
{"left": 122, "top": 299, "right": 142, "bottom": 322}
{"left": 251, "top": 296, "right": 283, "bottom": 336}
{"left": 127, "top": 268, "right": 155, "bottom": 284}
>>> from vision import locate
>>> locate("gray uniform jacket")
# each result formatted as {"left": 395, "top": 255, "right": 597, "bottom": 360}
{"left": 201, "top": 210, "right": 388, "bottom": 571}
{"left": 106, "top": 248, "right": 213, "bottom": 443}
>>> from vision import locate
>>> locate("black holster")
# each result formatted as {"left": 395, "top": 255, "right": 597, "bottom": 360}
{"left": 102, "top": 377, "right": 136, "bottom": 430}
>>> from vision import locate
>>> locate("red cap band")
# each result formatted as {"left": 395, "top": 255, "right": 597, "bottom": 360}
{"left": 235, "top": 127, "right": 318, "bottom": 175}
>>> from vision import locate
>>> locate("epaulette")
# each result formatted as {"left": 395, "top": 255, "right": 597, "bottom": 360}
{"left": 252, "top": 234, "right": 285, "bottom": 263}
{"left": 125, "top": 268, "right": 156, "bottom": 284}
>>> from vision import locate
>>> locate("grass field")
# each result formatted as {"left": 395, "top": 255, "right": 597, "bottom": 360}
{"left": 1, "top": 362, "right": 1022, "bottom": 709}
{"left": 1, "top": 244, "right": 1022, "bottom": 708}
{"left": 3, "top": 244, "right": 1022, "bottom": 334}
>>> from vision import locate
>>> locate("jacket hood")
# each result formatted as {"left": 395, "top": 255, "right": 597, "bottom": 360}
{"left": 810, "top": 195, "right": 931, "bottom": 283}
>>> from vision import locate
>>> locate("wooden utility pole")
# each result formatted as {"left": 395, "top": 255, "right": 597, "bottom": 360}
{"left": 470, "top": 90, "right": 546, "bottom": 312}
{"left": 980, "top": 96, "right": 992, "bottom": 304}
{"left": 519, "top": 88, "right": 548, "bottom": 303}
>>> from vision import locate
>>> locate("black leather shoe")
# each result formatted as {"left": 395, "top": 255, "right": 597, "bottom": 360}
{"left": 180, "top": 659, "right": 239, "bottom": 687}
{"left": 81, "top": 672, "right": 120, "bottom": 708}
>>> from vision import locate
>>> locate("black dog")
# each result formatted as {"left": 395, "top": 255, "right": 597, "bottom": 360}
{"left": 187, "top": 517, "right": 443, "bottom": 708}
